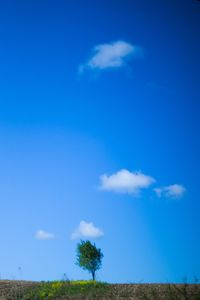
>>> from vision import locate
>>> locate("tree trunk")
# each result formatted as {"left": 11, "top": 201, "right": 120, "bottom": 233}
{"left": 91, "top": 271, "right": 95, "bottom": 281}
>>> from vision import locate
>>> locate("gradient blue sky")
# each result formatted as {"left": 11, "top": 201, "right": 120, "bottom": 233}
{"left": 0, "top": 0, "right": 200, "bottom": 283}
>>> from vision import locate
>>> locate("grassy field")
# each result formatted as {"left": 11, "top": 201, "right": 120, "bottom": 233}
{"left": 0, "top": 280, "right": 200, "bottom": 299}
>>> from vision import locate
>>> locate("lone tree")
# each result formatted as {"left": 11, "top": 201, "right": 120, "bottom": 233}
{"left": 76, "top": 240, "right": 103, "bottom": 280}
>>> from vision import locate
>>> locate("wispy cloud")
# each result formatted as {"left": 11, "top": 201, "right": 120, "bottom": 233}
{"left": 100, "top": 169, "right": 155, "bottom": 195}
{"left": 71, "top": 221, "right": 104, "bottom": 240}
{"left": 35, "top": 230, "right": 55, "bottom": 240}
{"left": 154, "top": 184, "right": 186, "bottom": 199}
{"left": 79, "top": 40, "right": 140, "bottom": 73}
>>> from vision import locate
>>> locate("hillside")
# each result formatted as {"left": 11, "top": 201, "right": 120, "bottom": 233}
{"left": 0, "top": 280, "right": 200, "bottom": 299}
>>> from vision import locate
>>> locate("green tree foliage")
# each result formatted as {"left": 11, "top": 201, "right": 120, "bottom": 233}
{"left": 76, "top": 240, "right": 103, "bottom": 280}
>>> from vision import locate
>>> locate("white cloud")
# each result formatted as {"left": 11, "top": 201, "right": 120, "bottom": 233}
{"left": 154, "top": 188, "right": 162, "bottom": 197}
{"left": 154, "top": 184, "right": 186, "bottom": 199}
{"left": 79, "top": 40, "right": 139, "bottom": 72}
{"left": 100, "top": 169, "right": 155, "bottom": 195}
{"left": 71, "top": 221, "right": 104, "bottom": 240}
{"left": 35, "top": 230, "right": 55, "bottom": 240}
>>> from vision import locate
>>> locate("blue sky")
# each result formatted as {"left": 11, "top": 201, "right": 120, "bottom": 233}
{"left": 0, "top": 0, "right": 200, "bottom": 283}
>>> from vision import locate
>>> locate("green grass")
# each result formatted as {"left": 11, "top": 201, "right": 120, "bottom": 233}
{"left": 22, "top": 280, "right": 109, "bottom": 299}
{"left": 2, "top": 280, "right": 200, "bottom": 300}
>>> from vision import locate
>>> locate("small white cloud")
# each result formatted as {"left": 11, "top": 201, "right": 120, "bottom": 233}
{"left": 71, "top": 221, "right": 104, "bottom": 240}
{"left": 80, "top": 40, "right": 140, "bottom": 72}
{"left": 154, "top": 184, "right": 186, "bottom": 199}
{"left": 100, "top": 169, "right": 155, "bottom": 195}
{"left": 153, "top": 188, "right": 163, "bottom": 197}
{"left": 35, "top": 230, "right": 55, "bottom": 240}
